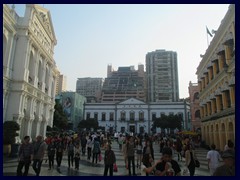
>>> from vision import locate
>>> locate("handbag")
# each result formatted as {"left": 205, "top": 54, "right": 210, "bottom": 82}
{"left": 195, "top": 159, "right": 200, "bottom": 168}
{"left": 113, "top": 163, "right": 118, "bottom": 172}
{"left": 99, "top": 153, "right": 102, "bottom": 162}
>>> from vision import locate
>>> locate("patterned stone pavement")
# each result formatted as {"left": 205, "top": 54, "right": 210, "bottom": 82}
{"left": 3, "top": 140, "right": 212, "bottom": 176}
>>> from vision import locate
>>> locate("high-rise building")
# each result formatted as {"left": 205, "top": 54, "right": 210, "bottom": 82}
{"left": 3, "top": 4, "right": 59, "bottom": 141}
{"left": 58, "top": 74, "right": 67, "bottom": 93}
{"left": 146, "top": 49, "right": 179, "bottom": 102}
{"left": 196, "top": 4, "right": 235, "bottom": 151}
{"left": 101, "top": 64, "right": 146, "bottom": 103}
{"left": 76, "top": 77, "right": 104, "bottom": 102}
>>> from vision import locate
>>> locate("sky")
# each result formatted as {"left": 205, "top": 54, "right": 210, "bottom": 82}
{"left": 11, "top": 4, "right": 229, "bottom": 98}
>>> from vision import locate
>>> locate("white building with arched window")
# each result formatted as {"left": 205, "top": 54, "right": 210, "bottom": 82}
{"left": 84, "top": 98, "right": 190, "bottom": 134}
{"left": 3, "top": 4, "right": 59, "bottom": 141}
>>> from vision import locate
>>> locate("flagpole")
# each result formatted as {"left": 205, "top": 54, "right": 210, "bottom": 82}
{"left": 206, "top": 26, "right": 209, "bottom": 47}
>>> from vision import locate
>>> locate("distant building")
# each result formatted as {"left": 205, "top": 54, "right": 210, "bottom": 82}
{"left": 101, "top": 64, "right": 146, "bottom": 103}
{"left": 84, "top": 97, "right": 190, "bottom": 134}
{"left": 146, "top": 49, "right": 179, "bottom": 102}
{"left": 57, "top": 74, "right": 67, "bottom": 94}
{"left": 76, "top": 77, "right": 104, "bottom": 102}
{"left": 196, "top": 4, "right": 235, "bottom": 150}
{"left": 57, "top": 92, "right": 86, "bottom": 131}
{"left": 188, "top": 81, "right": 201, "bottom": 131}
{"left": 55, "top": 69, "right": 60, "bottom": 95}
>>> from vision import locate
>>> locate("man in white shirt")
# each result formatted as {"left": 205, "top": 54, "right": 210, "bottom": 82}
{"left": 206, "top": 144, "right": 221, "bottom": 175}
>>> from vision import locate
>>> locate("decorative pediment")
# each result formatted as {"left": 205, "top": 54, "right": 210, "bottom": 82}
{"left": 32, "top": 4, "right": 57, "bottom": 44}
{"left": 118, "top": 98, "right": 146, "bottom": 105}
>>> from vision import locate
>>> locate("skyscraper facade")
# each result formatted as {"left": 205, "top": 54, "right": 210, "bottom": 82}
{"left": 101, "top": 64, "right": 146, "bottom": 103}
{"left": 146, "top": 49, "right": 179, "bottom": 102}
{"left": 76, "top": 77, "right": 104, "bottom": 102}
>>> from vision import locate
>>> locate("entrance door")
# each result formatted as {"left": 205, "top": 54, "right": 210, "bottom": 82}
{"left": 129, "top": 125, "right": 135, "bottom": 133}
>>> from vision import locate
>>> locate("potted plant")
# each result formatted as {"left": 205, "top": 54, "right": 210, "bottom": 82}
{"left": 3, "top": 121, "right": 20, "bottom": 156}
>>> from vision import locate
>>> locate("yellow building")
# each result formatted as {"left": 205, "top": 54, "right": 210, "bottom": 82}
{"left": 196, "top": 4, "right": 235, "bottom": 151}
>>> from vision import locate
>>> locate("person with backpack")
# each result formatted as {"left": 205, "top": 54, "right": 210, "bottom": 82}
{"left": 92, "top": 137, "right": 101, "bottom": 165}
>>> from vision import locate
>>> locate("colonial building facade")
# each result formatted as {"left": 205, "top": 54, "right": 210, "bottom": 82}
{"left": 188, "top": 81, "right": 201, "bottom": 131}
{"left": 3, "top": 4, "right": 59, "bottom": 141}
{"left": 84, "top": 98, "right": 190, "bottom": 134}
{"left": 196, "top": 4, "right": 235, "bottom": 150}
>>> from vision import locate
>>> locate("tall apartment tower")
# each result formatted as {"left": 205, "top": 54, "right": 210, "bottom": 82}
{"left": 146, "top": 49, "right": 179, "bottom": 102}
{"left": 76, "top": 77, "right": 104, "bottom": 102}
{"left": 102, "top": 65, "right": 146, "bottom": 103}
{"left": 59, "top": 74, "right": 67, "bottom": 92}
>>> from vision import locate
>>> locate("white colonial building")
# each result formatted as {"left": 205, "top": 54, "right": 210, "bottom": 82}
{"left": 3, "top": 4, "right": 59, "bottom": 141}
{"left": 84, "top": 98, "right": 190, "bottom": 134}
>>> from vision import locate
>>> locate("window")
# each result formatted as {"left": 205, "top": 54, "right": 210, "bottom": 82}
{"left": 130, "top": 111, "right": 135, "bottom": 121}
{"left": 152, "top": 113, "right": 156, "bottom": 121}
{"left": 110, "top": 112, "right": 114, "bottom": 121}
{"left": 121, "top": 111, "right": 126, "bottom": 121}
{"left": 139, "top": 111, "right": 144, "bottom": 121}
{"left": 94, "top": 113, "right": 98, "bottom": 120}
{"left": 86, "top": 113, "right": 90, "bottom": 120}
{"left": 102, "top": 113, "right": 106, "bottom": 121}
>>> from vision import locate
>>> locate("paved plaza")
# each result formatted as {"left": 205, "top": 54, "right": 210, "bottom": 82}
{"left": 3, "top": 140, "right": 212, "bottom": 176}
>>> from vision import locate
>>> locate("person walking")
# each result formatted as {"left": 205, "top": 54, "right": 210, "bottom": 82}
{"left": 16, "top": 136, "right": 33, "bottom": 176}
{"left": 185, "top": 144, "right": 197, "bottom": 176}
{"left": 86, "top": 136, "right": 93, "bottom": 160}
{"left": 92, "top": 137, "right": 101, "bottom": 165}
{"left": 55, "top": 138, "right": 65, "bottom": 169}
{"left": 213, "top": 149, "right": 235, "bottom": 176}
{"left": 126, "top": 136, "right": 136, "bottom": 176}
{"left": 103, "top": 144, "right": 116, "bottom": 176}
{"left": 67, "top": 140, "right": 75, "bottom": 168}
{"left": 32, "top": 135, "right": 47, "bottom": 176}
{"left": 47, "top": 139, "right": 56, "bottom": 170}
{"left": 74, "top": 143, "right": 81, "bottom": 170}
{"left": 206, "top": 144, "right": 221, "bottom": 175}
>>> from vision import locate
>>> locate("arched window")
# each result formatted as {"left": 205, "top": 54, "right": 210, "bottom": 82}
{"left": 195, "top": 110, "right": 200, "bottom": 118}
{"left": 193, "top": 92, "right": 199, "bottom": 101}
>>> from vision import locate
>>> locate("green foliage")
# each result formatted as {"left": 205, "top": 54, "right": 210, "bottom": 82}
{"left": 3, "top": 121, "right": 20, "bottom": 144}
{"left": 78, "top": 118, "right": 99, "bottom": 131}
{"left": 152, "top": 114, "right": 182, "bottom": 132}
{"left": 53, "top": 100, "right": 68, "bottom": 130}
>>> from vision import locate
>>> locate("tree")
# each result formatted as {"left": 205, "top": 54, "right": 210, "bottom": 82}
{"left": 78, "top": 118, "right": 99, "bottom": 131}
{"left": 53, "top": 100, "right": 68, "bottom": 131}
{"left": 3, "top": 121, "right": 20, "bottom": 145}
{"left": 152, "top": 114, "right": 182, "bottom": 134}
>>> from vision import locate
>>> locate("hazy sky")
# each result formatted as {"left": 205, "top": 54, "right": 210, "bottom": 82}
{"left": 12, "top": 4, "right": 229, "bottom": 98}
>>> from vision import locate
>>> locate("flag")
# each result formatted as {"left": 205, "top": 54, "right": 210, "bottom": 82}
{"left": 206, "top": 26, "right": 213, "bottom": 37}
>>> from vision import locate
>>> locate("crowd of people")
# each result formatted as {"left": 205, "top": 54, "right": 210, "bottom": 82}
{"left": 16, "top": 131, "right": 235, "bottom": 176}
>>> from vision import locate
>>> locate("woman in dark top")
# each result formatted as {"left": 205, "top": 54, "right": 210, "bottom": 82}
{"left": 103, "top": 144, "right": 116, "bottom": 176}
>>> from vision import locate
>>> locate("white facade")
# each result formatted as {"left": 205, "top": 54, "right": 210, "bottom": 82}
{"left": 84, "top": 98, "right": 190, "bottom": 134}
{"left": 3, "top": 4, "right": 59, "bottom": 141}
